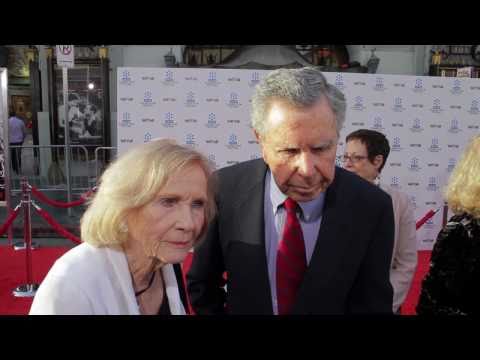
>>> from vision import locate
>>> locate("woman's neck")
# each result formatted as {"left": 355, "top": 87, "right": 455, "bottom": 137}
{"left": 122, "top": 240, "right": 164, "bottom": 291}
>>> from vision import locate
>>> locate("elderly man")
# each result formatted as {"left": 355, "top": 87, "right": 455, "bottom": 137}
{"left": 187, "top": 67, "right": 395, "bottom": 314}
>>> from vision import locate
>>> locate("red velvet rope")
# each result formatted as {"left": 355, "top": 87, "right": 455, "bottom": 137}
{"left": 416, "top": 209, "right": 438, "bottom": 230}
{"left": 34, "top": 207, "right": 82, "bottom": 244}
{"left": 0, "top": 207, "right": 20, "bottom": 236}
{"left": 30, "top": 186, "right": 95, "bottom": 208}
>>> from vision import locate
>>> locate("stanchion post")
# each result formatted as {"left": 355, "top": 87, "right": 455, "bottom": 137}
{"left": 12, "top": 177, "right": 39, "bottom": 297}
{"left": 13, "top": 177, "right": 38, "bottom": 251}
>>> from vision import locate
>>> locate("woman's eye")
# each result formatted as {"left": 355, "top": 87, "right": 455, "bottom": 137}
{"left": 159, "top": 198, "right": 177, "bottom": 207}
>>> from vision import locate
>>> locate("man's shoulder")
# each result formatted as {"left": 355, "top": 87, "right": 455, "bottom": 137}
{"left": 335, "top": 167, "right": 391, "bottom": 204}
{"left": 216, "top": 158, "right": 266, "bottom": 180}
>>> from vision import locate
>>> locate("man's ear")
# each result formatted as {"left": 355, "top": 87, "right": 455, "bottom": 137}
{"left": 373, "top": 155, "right": 384, "bottom": 171}
{"left": 254, "top": 129, "right": 261, "bottom": 142}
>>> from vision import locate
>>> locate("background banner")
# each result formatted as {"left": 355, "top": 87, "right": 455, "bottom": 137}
{"left": 117, "top": 67, "right": 480, "bottom": 250}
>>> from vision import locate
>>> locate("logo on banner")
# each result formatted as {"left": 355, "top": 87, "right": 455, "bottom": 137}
{"left": 373, "top": 77, "right": 386, "bottom": 91}
{"left": 226, "top": 92, "right": 242, "bottom": 108}
{"left": 392, "top": 97, "right": 406, "bottom": 112}
{"left": 352, "top": 96, "right": 366, "bottom": 111}
{"left": 226, "top": 134, "right": 241, "bottom": 150}
{"left": 410, "top": 118, "right": 424, "bottom": 133}
{"left": 428, "top": 138, "right": 441, "bottom": 152}
{"left": 185, "top": 92, "right": 199, "bottom": 107}
{"left": 371, "top": 116, "right": 385, "bottom": 131}
{"left": 450, "top": 79, "right": 464, "bottom": 95}
{"left": 335, "top": 155, "right": 343, "bottom": 167}
{"left": 161, "top": 112, "right": 177, "bottom": 128}
{"left": 468, "top": 99, "right": 480, "bottom": 115}
{"left": 120, "top": 112, "right": 134, "bottom": 127}
{"left": 185, "top": 133, "right": 197, "bottom": 147}
{"left": 250, "top": 154, "right": 260, "bottom": 160}
{"left": 162, "top": 70, "right": 177, "bottom": 86}
{"left": 424, "top": 218, "right": 436, "bottom": 230}
{"left": 413, "top": 78, "right": 425, "bottom": 93}
{"left": 448, "top": 118, "right": 462, "bottom": 133}
{"left": 390, "top": 176, "right": 401, "bottom": 189}
{"left": 144, "top": 132, "right": 152, "bottom": 143}
{"left": 205, "top": 71, "right": 221, "bottom": 86}
{"left": 410, "top": 195, "right": 417, "bottom": 210}
{"left": 391, "top": 137, "right": 403, "bottom": 152}
{"left": 205, "top": 113, "right": 220, "bottom": 128}
{"left": 248, "top": 72, "right": 261, "bottom": 87}
{"left": 426, "top": 177, "right": 440, "bottom": 192}
{"left": 208, "top": 154, "right": 218, "bottom": 169}
{"left": 120, "top": 138, "right": 134, "bottom": 144}
{"left": 334, "top": 74, "right": 346, "bottom": 90}
{"left": 430, "top": 99, "right": 443, "bottom": 113}
{"left": 141, "top": 91, "right": 156, "bottom": 107}
{"left": 409, "top": 157, "right": 421, "bottom": 172}
{"left": 120, "top": 70, "right": 134, "bottom": 86}
{"left": 447, "top": 158, "right": 456, "bottom": 173}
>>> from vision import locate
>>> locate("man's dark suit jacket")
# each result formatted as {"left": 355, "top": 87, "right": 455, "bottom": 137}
{"left": 187, "top": 159, "right": 395, "bottom": 314}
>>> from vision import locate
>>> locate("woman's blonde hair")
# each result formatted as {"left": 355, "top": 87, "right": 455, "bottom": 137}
{"left": 445, "top": 135, "right": 480, "bottom": 219}
{"left": 81, "top": 139, "right": 216, "bottom": 247}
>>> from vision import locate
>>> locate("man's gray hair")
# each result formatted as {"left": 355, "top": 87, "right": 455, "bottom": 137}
{"left": 251, "top": 67, "right": 346, "bottom": 136}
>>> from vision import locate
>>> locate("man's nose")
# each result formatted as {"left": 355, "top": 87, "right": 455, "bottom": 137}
{"left": 297, "top": 152, "right": 315, "bottom": 177}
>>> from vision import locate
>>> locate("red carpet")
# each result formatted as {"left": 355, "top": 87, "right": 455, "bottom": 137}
{"left": 0, "top": 245, "right": 70, "bottom": 315}
{"left": 0, "top": 246, "right": 431, "bottom": 315}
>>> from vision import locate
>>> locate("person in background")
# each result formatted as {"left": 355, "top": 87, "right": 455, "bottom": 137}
{"left": 187, "top": 67, "right": 395, "bottom": 315}
{"left": 343, "top": 129, "right": 417, "bottom": 314}
{"left": 30, "top": 139, "right": 216, "bottom": 315}
{"left": 416, "top": 135, "right": 480, "bottom": 315}
{"left": 8, "top": 110, "right": 26, "bottom": 174}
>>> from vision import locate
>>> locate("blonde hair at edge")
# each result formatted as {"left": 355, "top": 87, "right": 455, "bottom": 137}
{"left": 80, "top": 139, "right": 216, "bottom": 247}
{"left": 444, "top": 135, "right": 480, "bottom": 219}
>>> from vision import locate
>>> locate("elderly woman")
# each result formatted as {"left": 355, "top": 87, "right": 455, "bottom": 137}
{"left": 30, "top": 139, "right": 215, "bottom": 315}
{"left": 417, "top": 135, "right": 480, "bottom": 315}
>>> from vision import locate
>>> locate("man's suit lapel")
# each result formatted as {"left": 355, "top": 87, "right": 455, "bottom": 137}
{"left": 295, "top": 168, "right": 354, "bottom": 312}
{"left": 230, "top": 160, "right": 274, "bottom": 313}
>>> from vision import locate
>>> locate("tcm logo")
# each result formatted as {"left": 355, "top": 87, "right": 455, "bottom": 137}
{"left": 119, "top": 70, "right": 134, "bottom": 86}
{"left": 391, "top": 137, "right": 403, "bottom": 152}
{"left": 161, "top": 112, "right": 177, "bottom": 128}
{"left": 450, "top": 79, "right": 464, "bottom": 95}
{"left": 208, "top": 154, "right": 218, "bottom": 169}
{"left": 205, "top": 71, "right": 221, "bottom": 86}
{"left": 390, "top": 176, "right": 401, "bottom": 189}
{"left": 226, "top": 92, "right": 242, "bottom": 108}
{"left": 373, "top": 77, "right": 386, "bottom": 91}
{"left": 185, "top": 133, "right": 197, "bottom": 147}
{"left": 162, "top": 70, "right": 177, "bottom": 86}
{"left": 141, "top": 91, "right": 156, "bottom": 107}
{"left": 409, "top": 196, "right": 417, "bottom": 210}
{"left": 335, "top": 155, "right": 343, "bottom": 167}
{"left": 248, "top": 72, "right": 261, "bottom": 87}
{"left": 250, "top": 154, "right": 261, "bottom": 160}
{"left": 185, "top": 92, "right": 199, "bottom": 107}
{"left": 352, "top": 96, "right": 366, "bottom": 111}
{"left": 144, "top": 132, "right": 152, "bottom": 143}
{"left": 226, "top": 134, "right": 241, "bottom": 150}
{"left": 392, "top": 97, "right": 406, "bottom": 112}
{"left": 448, "top": 118, "right": 462, "bottom": 133}
{"left": 120, "top": 112, "right": 134, "bottom": 127}
{"left": 205, "top": 113, "right": 220, "bottom": 128}
{"left": 426, "top": 177, "right": 440, "bottom": 192}
{"left": 424, "top": 218, "right": 436, "bottom": 230}
{"left": 431, "top": 99, "right": 443, "bottom": 113}
{"left": 410, "top": 118, "right": 424, "bottom": 133}
{"left": 409, "top": 157, "right": 421, "bottom": 172}
{"left": 334, "top": 74, "right": 346, "bottom": 90}
{"left": 447, "top": 158, "right": 456, "bottom": 173}
{"left": 413, "top": 78, "right": 425, "bottom": 93}
{"left": 468, "top": 99, "right": 480, "bottom": 115}
{"left": 371, "top": 116, "right": 385, "bottom": 131}
{"left": 428, "top": 138, "right": 441, "bottom": 152}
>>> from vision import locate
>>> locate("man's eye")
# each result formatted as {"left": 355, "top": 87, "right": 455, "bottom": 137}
{"left": 281, "top": 149, "right": 298, "bottom": 155}
{"left": 192, "top": 200, "right": 205, "bottom": 209}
